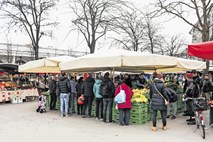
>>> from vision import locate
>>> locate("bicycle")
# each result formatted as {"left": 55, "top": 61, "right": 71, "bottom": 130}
{"left": 183, "top": 97, "right": 207, "bottom": 139}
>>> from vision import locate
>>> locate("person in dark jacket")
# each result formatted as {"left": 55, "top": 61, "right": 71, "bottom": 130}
{"left": 124, "top": 74, "right": 132, "bottom": 88}
{"left": 81, "top": 73, "right": 95, "bottom": 118}
{"left": 48, "top": 76, "right": 57, "bottom": 110}
{"left": 165, "top": 88, "right": 178, "bottom": 119}
{"left": 101, "top": 72, "right": 115, "bottom": 123}
{"left": 184, "top": 73, "right": 200, "bottom": 125}
{"left": 149, "top": 73, "right": 169, "bottom": 131}
{"left": 115, "top": 81, "right": 133, "bottom": 126}
{"left": 136, "top": 72, "right": 147, "bottom": 89}
{"left": 202, "top": 74, "right": 213, "bottom": 101}
{"left": 69, "top": 76, "right": 76, "bottom": 114}
{"left": 57, "top": 73, "right": 71, "bottom": 117}
{"left": 76, "top": 77, "right": 84, "bottom": 115}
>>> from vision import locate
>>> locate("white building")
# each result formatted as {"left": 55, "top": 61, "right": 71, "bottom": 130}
{"left": 0, "top": 43, "right": 88, "bottom": 63}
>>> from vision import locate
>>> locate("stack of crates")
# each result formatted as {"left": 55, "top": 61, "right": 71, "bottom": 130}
{"left": 148, "top": 105, "right": 162, "bottom": 121}
{"left": 112, "top": 104, "right": 119, "bottom": 122}
{"left": 55, "top": 97, "right": 60, "bottom": 110}
{"left": 42, "top": 91, "right": 50, "bottom": 109}
{"left": 130, "top": 103, "right": 149, "bottom": 125}
{"left": 91, "top": 101, "right": 96, "bottom": 117}
{"left": 177, "top": 94, "right": 185, "bottom": 113}
{"left": 113, "top": 103, "right": 150, "bottom": 125}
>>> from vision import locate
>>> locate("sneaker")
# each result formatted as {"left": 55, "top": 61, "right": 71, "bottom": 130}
{"left": 119, "top": 123, "right": 124, "bottom": 126}
{"left": 171, "top": 115, "right": 176, "bottom": 120}
{"left": 166, "top": 115, "right": 170, "bottom": 118}
{"left": 65, "top": 114, "right": 68, "bottom": 117}
{"left": 61, "top": 114, "right": 64, "bottom": 117}
{"left": 96, "top": 117, "right": 99, "bottom": 120}
{"left": 162, "top": 126, "right": 167, "bottom": 130}
{"left": 152, "top": 127, "right": 157, "bottom": 131}
{"left": 82, "top": 115, "right": 86, "bottom": 118}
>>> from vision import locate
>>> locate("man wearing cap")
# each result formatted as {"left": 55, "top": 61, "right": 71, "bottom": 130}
{"left": 184, "top": 73, "right": 200, "bottom": 125}
{"left": 81, "top": 73, "right": 95, "bottom": 118}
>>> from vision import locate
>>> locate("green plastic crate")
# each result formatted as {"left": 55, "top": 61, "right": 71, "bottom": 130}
{"left": 131, "top": 107, "right": 148, "bottom": 114}
{"left": 129, "top": 118, "right": 148, "bottom": 125}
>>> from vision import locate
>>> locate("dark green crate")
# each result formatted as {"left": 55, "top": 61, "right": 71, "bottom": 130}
{"left": 132, "top": 103, "right": 148, "bottom": 108}
{"left": 129, "top": 118, "right": 148, "bottom": 125}
{"left": 131, "top": 107, "right": 148, "bottom": 114}
{"left": 131, "top": 114, "right": 149, "bottom": 121}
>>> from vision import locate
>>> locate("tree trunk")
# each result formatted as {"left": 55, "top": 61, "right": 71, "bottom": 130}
{"left": 34, "top": 46, "right": 39, "bottom": 60}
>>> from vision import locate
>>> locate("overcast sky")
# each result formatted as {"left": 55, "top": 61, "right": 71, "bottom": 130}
{"left": 0, "top": 0, "right": 193, "bottom": 52}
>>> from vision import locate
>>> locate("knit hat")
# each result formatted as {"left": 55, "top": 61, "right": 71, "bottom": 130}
{"left": 185, "top": 73, "right": 193, "bottom": 79}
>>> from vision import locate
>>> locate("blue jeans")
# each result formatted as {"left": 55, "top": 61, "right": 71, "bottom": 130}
{"left": 60, "top": 93, "right": 69, "bottom": 115}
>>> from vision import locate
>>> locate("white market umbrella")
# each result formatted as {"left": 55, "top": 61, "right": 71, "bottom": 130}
{"left": 19, "top": 56, "right": 75, "bottom": 73}
{"left": 59, "top": 49, "right": 178, "bottom": 73}
{"left": 156, "top": 58, "right": 206, "bottom": 73}
{"left": 60, "top": 50, "right": 206, "bottom": 73}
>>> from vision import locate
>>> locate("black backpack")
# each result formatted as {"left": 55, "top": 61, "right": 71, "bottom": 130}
{"left": 165, "top": 88, "right": 179, "bottom": 102}
{"left": 99, "top": 82, "right": 110, "bottom": 97}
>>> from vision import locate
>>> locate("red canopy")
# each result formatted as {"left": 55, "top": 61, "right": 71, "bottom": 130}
{"left": 188, "top": 41, "right": 213, "bottom": 60}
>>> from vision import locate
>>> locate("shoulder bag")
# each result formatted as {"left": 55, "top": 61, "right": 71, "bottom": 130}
{"left": 153, "top": 84, "right": 169, "bottom": 105}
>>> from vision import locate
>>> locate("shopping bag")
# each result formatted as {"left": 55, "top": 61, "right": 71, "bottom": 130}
{"left": 114, "top": 86, "right": 126, "bottom": 104}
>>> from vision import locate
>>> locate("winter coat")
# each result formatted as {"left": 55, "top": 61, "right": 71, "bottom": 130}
{"left": 76, "top": 81, "right": 83, "bottom": 97}
{"left": 101, "top": 77, "right": 115, "bottom": 98}
{"left": 70, "top": 80, "right": 76, "bottom": 93}
{"left": 57, "top": 76, "right": 70, "bottom": 93}
{"left": 185, "top": 80, "right": 200, "bottom": 98}
{"left": 48, "top": 80, "right": 56, "bottom": 93}
{"left": 82, "top": 77, "right": 95, "bottom": 97}
{"left": 93, "top": 79, "right": 103, "bottom": 99}
{"left": 202, "top": 79, "right": 213, "bottom": 93}
{"left": 115, "top": 83, "right": 133, "bottom": 109}
{"left": 149, "top": 79, "right": 169, "bottom": 111}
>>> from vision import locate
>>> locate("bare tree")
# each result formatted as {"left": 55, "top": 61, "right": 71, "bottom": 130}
{"left": 154, "top": 0, "right": 213, "bottom": 71}
{"left": 110, "top": 9, "right": 145, "bottom": 52}
{"left": 0, "top": 0, "right": 57, "bottom": 60}
{"left": 142, "top": 12, "right": 165, "bottom": 54}
{"left": 163, "top": 35, "right": 186, "bottom": 57}
{"left": 69, "top": 0, "right": 128, "bottom": 53}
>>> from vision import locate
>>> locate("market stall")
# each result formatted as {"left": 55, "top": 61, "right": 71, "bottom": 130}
{"left": 0, "top": 63, "right": 39, "bottom": 103}
{"left": 59, "top": 49, "right": 202, "bottom": 125}
{"left": 188, "top": 41, "right": 213, "bottom": 126}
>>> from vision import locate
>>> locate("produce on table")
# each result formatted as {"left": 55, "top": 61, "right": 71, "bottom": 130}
{"left": 131, "top": 88, "right": 149, "bottom": 103}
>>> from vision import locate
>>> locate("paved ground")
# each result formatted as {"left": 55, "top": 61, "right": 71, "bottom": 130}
{"left": 0, "top": 102, "right": 212, "bottom": 142}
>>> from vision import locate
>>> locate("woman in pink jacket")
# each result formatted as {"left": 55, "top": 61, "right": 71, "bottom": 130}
{"left": 115, "top": 81, "right": 133, "bottom": 126}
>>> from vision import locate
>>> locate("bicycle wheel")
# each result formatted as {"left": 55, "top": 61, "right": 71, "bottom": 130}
{"left": 200, "top": 125, "right": 205, "bottom": 139}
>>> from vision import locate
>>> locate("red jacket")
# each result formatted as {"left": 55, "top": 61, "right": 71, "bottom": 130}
{"left": 115, "top": 83, "right": 133, "bottom": 109}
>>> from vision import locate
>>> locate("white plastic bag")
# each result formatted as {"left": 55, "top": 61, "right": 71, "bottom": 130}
{"left": 114, "top": 85, "right": 126, "bottom": 104}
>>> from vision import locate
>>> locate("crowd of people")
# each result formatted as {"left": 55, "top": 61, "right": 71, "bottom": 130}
{"left": 43, "top": 69, "right": 212, "bottom": 131}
